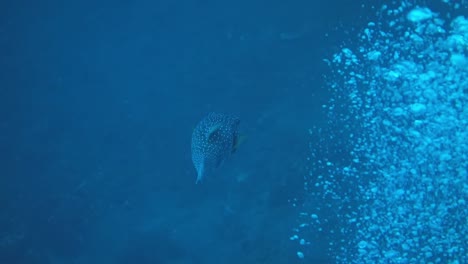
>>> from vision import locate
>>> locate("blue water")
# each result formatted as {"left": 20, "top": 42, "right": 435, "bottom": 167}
{"left": 1, "top": 0, "right": 466, "bottom": 263}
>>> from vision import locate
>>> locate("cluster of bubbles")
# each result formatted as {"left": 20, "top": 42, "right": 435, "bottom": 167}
{"left": 292, "top": 1, "right": 467, "bottom": 263}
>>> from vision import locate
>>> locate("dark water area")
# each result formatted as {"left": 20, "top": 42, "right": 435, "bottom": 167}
{"left": 1, "top": 0, "right": 386, "bottom": 263}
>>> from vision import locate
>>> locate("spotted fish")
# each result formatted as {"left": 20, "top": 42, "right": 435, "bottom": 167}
{"left": 191, "top": 112, "right": 240, "bottom": 184}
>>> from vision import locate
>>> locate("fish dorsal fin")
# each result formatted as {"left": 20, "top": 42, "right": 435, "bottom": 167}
{"left": 206, "top": 123, "right": 222, "bottom": 142}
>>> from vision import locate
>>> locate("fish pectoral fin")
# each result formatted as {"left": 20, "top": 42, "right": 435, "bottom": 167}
{"left": 231, "top": 134, "right": 246, "bottom": 153}
{"left": 206, "top": 123, "right": 222, "bottom": 141}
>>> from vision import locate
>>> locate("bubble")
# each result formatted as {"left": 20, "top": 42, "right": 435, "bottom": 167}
{"left": 293, "top": 1, "right": 468, "bottom": 263}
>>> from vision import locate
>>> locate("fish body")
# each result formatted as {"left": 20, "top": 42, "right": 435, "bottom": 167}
{"left": 191, "top": 113, "right": 240, "bottom": 183}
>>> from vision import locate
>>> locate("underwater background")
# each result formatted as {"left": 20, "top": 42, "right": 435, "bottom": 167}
{"left": 1, "top": 0, "right": 466, "bottom": 263}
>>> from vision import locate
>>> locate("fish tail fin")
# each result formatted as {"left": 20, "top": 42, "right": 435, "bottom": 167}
{"left": 196, "top": 163, "right": 204, "bottom": 184}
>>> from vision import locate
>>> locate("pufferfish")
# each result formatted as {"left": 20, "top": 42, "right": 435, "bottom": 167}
{"left": 191, "top": 112, "right": 241, "bottom": 184}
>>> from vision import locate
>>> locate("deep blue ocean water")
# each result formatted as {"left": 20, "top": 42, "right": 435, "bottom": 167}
{"left": 1, "top": 0, "right": 466, "bottom": 263}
